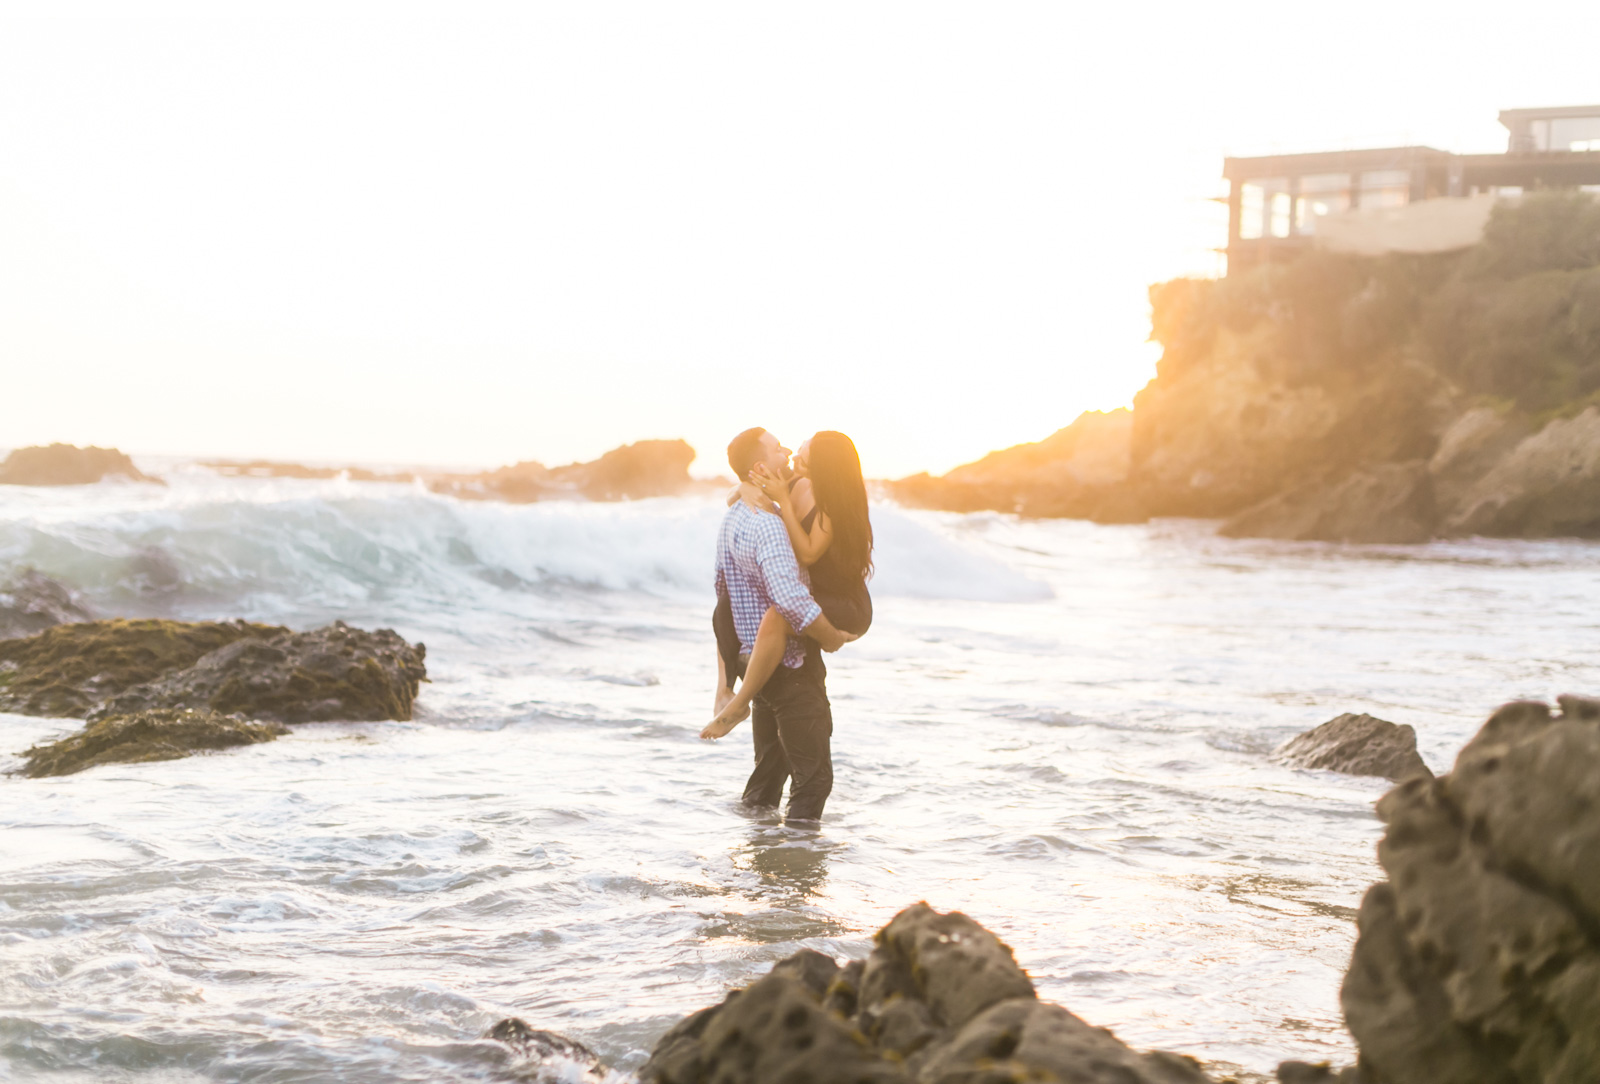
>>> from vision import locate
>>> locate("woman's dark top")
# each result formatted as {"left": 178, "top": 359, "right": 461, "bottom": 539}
{"left": 713, "top": 502, "right": 872, "bottom": 684}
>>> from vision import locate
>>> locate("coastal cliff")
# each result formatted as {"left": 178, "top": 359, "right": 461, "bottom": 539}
{"left": 890, "top": 192, "right": 1600, "bottom": 541}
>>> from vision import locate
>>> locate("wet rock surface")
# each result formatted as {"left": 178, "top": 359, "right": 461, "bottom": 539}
{"left": 1341, "top": 695, "right": 1600, "bottom": 1082}
{"left": 640, "top": 902, "right": 1213, "bottom": 1084}
{"left": 18, "top": 708, "right": 286, "bottom": 777}
{"left": 0, "top": 618, "right": 285, "bottom": 717}
{"left": 0, "top": 569, "right": 93, "bottom": 639}
{"left": 483, "top": 1018, "right": 606, "bottom": 1082}
{"left": 90, "top": 621, "right": 427, "bottom": 723}
{"left": 1276, "top": 713, "right": 1433, "bottom": 781}
{"left": 0, "top": 618, "right": 425, "bottom": 722}
{"left": 0, "top": 443, "right": 158, "bottom": 486}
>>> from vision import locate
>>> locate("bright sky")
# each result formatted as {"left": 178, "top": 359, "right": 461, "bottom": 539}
{"left": 2, "top": 2, "right": 1597, "bottom": 478}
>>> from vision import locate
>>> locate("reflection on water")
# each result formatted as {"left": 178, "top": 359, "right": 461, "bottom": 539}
{"left": 738, "top": 826, "right": 834, "bottom": 902}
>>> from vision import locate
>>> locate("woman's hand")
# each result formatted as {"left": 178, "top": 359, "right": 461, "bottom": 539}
{"left": 749, "top": 463, "right": 792, "bottom": 506}
{"left": 739, "top": 480, "right": 777, "bottom": 514}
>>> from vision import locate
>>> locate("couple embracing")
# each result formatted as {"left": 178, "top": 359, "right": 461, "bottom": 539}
{"left": 703, "top": 427, "right": 874, "bottom": 824}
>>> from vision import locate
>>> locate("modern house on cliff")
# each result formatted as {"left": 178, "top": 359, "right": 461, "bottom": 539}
{"left": 1225, "top": 105, "right": 1600, "bottom": 274}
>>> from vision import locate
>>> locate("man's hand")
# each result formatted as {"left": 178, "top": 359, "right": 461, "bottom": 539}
{"left": 803, "top": 613, "right": 852, "bottom": 653}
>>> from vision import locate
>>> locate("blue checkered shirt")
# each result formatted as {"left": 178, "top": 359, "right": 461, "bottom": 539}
{"left": 714, "top": 500, "right": 822, "bottom": 670}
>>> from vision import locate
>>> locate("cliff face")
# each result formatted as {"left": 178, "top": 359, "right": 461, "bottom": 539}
{"left": 891, "top": 192, "right": 1600, "bottom": 541}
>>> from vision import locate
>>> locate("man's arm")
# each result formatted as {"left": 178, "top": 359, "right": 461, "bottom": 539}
{"left": 802, "top": 612, "right": 852, "bottom": 653}
{"left": 751, "top": 516, "right": 822, "bottom": 634}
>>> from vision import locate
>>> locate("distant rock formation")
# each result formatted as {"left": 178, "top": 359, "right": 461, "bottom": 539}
{"left": 18, "top": 708, "right": 286, "bottom": 777}
{"left": 0, "top": 569, "right": 92, "bottom": 639}
{"left": 1341, "top": 695, "right": 1600, "bottom": 1081}
{"left": 0, "top": 444, "right": 158, "bottom": 486}
{"left": 0, "top": 618, "right": 425, "bottom": 723}
{"left": 430, "top": 439, "right": 700, "bottom": 503}
{"left": 199, "top": 459, "right": 416, "bottom": 483}
{"left": 638, "top": 901, "right": 1212, "bottom": 1084}
{"left": 1276, "top": 713, "right": 1434, "bottom": 781}
{"left": 889, "top": 194, "right": 1600, "bottom": 543}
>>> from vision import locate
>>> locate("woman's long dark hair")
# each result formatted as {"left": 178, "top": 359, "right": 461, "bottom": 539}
{"left": 808, "top": 431, "right": 873, "bottom": 580}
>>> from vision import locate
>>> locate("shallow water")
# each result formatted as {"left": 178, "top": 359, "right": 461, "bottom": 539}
{"left": 4, "top": 470, "right": 1599, "bottom": 1082}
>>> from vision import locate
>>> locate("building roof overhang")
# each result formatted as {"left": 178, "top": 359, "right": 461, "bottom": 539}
{"left": 1223, "top": 146, "right": 1451, "bottom": 180}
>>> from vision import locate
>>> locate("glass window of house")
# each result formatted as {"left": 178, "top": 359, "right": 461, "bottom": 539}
{"left": 1359, "top": 170, "right": 1411, "bottom": 209}
{"left": 1270, "top": 191, "right": 1292, "bottom": 237}
{"left": 1295, "top": 174, "right": 1350, "bottom": 234}
{"left": 1530, "top": 119, "right": 1552, "bottom": 151}
{"left": 1551, "top": 116, "right": 1600, "bottom": 152}
{"left": 1239, "top": 182, "right": 1265, "bottom": 239}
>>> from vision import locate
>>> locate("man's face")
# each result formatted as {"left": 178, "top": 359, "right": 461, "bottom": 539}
{"left": 756, "top": 431, "right": 792, "bottom": 478}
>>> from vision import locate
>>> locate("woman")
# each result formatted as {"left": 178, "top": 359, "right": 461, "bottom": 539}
{"left": 702, "top": 431, "right": 874, "bottom": 740}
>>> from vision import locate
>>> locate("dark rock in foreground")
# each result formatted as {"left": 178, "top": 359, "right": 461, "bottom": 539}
{"left": 90, "top": 621, "right": 427, "bottom": 723}
{"left": 0, "top": 569, "right": 93, "bottom": 639}
{"left": 483, "top": 1018, "right": 605, "bottom": 1081}
{"left": 1341, "top": 694, "right": 1600, "bottom": 1082}
{"left": 0, "top": 618, "right": 285, "bottom": 717}
{"left": 640, "top": 901, "right": 1213, "bottom": 1084}
{"left": 18, "top": 708, "right": 286, "bottom": 777}
{"left": 0, "top": 444, "right": 158, "bottom": 486}
{"left": 1276, "top": 713, "right": 1433, "bottom": 781}
{"left": 1276, "top": 1062, "right": 1364, "bottom": 1083}
{"left": 0, "top": 618, "right": 425, "bottom": 723}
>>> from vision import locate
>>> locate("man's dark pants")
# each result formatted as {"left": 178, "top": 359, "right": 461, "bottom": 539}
{"left": 740, "top": 646, "right": 832, "bottom": 822}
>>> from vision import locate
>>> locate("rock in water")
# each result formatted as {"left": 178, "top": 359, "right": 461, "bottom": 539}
{"left": 90, "top": 621, "right": 427, "bottom": 723}
{"left": 1220, "top": 461, "right": 1438, "bottom": 544}
{"left": 0, "top": 569, "right": 92, "bottom": 639}
{"left": 0, "top": 618, "right": 425, "bottom": 722}
{"left": 0, "top": 619, "right": 286, "bottom": 717}
{"left": 1341, "top": 695, "right": 1600, "bottom": 1082}
{"left": 641, "top": 902, "right": 1212, "bottom": 1084}
{"left": 1276, "top": 713, "right": 1433, "bottom": 781}
{"left": 1446, "top": 407, "right": 1600, "bottom": 537}
{"left": 0, "top": 443, "right": 158, "bottom": 486}
{"left": 484, "top": 1018, "right": 605, "bottom": 1081}
{"left": 19, "top": 708, "right": 286, "bottom": 777}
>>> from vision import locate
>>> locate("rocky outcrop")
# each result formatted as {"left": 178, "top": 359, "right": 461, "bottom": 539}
{"left": 1341, "top": 695, "right": 1600, "bottom": 1082}
{"left": 1276, "top": 713, "right": 1433, "bottom": 781}
{"left": 0, "top": 618, "right": 425, "bottom": 722}
{"left": 640, "top": 902, "right": 1212, "bottom": 1084}
{"left": 88, "top": 622, "right": 427, "bottom": 723}
{"left": 18, "top": 708, "right": 286, "bottom": 777}
{"left": 1445, "top": 407, "right": 1600, "bottom": 538}
{"left": 430, "top": 439, "right": 701, "bottom": 504}
{"left": 0, "top": 444, "right": 158, "bottom": 486}
{"left": 0, "top": 619, "right": 285, "bottom": 717}
{"left": 0, "top": 569, "right": 93, "bottom": 639}
{"left": 888, "top": 410, "right": 1146, "bottom": 521}
{"left": 1221, "top": 462, "right": 1437, "bottom": 544}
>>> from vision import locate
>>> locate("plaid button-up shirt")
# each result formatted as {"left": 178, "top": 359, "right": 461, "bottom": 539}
{"left": 714, "top": 500, "right": 822, "bottom": 670}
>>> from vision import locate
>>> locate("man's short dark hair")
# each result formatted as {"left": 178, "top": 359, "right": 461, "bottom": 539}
{"left": 727, "top": 427, "right": 767, "bottom": 481}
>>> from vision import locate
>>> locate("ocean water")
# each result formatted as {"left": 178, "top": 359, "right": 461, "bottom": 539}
{"left": 4, "top": 469, "right": 1600, "bottom": 1083}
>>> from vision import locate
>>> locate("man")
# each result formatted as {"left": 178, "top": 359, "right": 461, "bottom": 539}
{"left": 713, "top": 427, "right": 851, "bottom": 823}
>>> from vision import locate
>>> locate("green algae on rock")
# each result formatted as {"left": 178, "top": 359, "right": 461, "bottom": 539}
{"left": 0, "top": 618, "right": 286, "bottom": 717}
{"left": 0, "top": 618, "right": 426, "bottom": 723}
{"left": 19, "top": 708, "right": 287, "bottom": 777}
{"left": 91, "top": 621, "right": 428, "bottom": 723}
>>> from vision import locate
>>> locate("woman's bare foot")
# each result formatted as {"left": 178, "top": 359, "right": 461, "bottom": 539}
{"left": 700, "top": 700, "right": 751, "bottom": 740}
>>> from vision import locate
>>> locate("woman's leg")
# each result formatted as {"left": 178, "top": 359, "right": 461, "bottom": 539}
{"left": 701, "top": 606, "right": 794, "bottom": 739}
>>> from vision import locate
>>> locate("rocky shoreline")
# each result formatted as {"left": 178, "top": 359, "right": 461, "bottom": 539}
{"left": 891, "top": 193, "right": 1600, "bottom": 543}
{"left": 475, "top": 695, "right": 1600, "bottom": 1083}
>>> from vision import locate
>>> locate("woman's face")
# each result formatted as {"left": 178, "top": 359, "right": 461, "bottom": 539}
{"left": 792, "top": 440, "right": 812, "bottom": 479}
